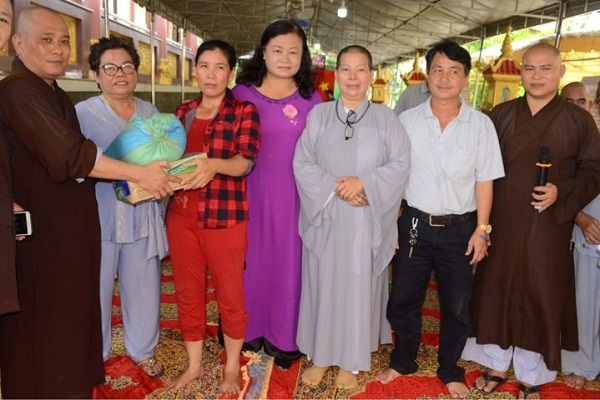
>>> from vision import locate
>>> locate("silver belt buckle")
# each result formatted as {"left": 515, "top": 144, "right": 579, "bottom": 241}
{"left": 428, "top": 214, "right": 445, "bottom": 227}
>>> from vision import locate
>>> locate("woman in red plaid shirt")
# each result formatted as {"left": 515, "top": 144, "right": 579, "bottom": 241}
{"left": 165, "top": 39, "right": 260, "bottom": 395}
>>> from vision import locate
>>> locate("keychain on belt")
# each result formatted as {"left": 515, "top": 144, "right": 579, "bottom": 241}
{"left": 409, "top": 217, "right": 418, "bottom": 258}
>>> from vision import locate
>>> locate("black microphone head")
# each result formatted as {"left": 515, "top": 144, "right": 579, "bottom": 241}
{"left": 539, "top": 146, "right": 550, "bottom": 163}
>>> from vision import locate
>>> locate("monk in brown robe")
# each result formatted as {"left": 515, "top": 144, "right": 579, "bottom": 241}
{"left": 0, "top": 0, "right": 19, "bottom": 316}
{"left": 462, "top": 43, "right": 600, "bottom": 399}
{"left": 0, "top": 7, "right": 175, "bottom": 398}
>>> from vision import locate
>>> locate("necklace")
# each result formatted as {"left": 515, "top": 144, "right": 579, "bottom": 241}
{"left": 432, "top": 101, "right": 461, "bottom": 119}
{"left": 100, "top": 94, "right": 137, "bottom": 109}
{"left": 100, "top": 94, "right": 137, "bottom": 121}
{"left": 335, "top": 100, "right": 371, "bottom": 126}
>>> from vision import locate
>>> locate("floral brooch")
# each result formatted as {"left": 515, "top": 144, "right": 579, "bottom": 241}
{"left": 283, "top": 104, "right": 298, "bottom": 125}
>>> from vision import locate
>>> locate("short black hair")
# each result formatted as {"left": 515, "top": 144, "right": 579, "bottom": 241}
{"left": 336, "top": 45, "right": 373, "bottom": 70}
{"left": 425, "top": 40, "right": 471, "bottom": 76}
{"left": 194, "top": 39, "right": 237, "bottom": 70}
{"left": 89, "top": 36, "right": 140, "bottom": 73}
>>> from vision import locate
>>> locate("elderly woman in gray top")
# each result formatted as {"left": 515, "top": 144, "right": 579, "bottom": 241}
{"left": 75, "top": 36, "right": 166, "bottom": 379}
{"left": 293, "top": 45, "right": 410, "bottom": 390}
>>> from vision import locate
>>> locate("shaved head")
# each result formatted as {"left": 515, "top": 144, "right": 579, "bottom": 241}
{"left": 523, "top": 42, "right": 561, "bottom": 62}
{"left": 561, "top": 82, "right": 590, "bottom": 111}
{"left": 12, "top": 6, "right": 70, "bottom": 85}
{"left": 562, "top": 81, "right": 586, "bottom": 93}
{"left": 16, "top": 7, "right": 64, "bottom": 36}
{"left": 521, "top": 42, "right": 565, "bottom": 106}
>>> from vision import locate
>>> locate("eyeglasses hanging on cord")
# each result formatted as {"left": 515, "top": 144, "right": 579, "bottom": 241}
{"left": 335, "top": 100, "right": 371, "bottom": 140}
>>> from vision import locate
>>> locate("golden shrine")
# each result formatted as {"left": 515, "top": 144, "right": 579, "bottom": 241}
{"left": 371, "top": 66, "right": 389, "bottom": 104}
{"left": 481, "top": 26, "right": 521, "bottom": 112}
{"left": 403, "top": 52, "right": 427, "bottom": 86}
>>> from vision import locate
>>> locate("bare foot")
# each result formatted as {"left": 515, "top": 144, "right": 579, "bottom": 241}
{"left": 219, "top": 367, "right": 241, "bottom": 396}
{"left": 446, "top": 381, "right": 470, "bottom": 399}
{"left": 375, "top": 368, "right": 401, "bottom": 384}
{"left": 564, "top": 373, "right": 586, "bottom": 389}
{"left": 165, "top": 365, "right": 204, "bottom": 391}
{"left": 302, "top": 366, "right": 329, "bottom": 386}
{"left": 335, "top": 369, "right": 358, "bottom": 389}
{"left": 220, "top": 334, "right": 242, "bottom": 395}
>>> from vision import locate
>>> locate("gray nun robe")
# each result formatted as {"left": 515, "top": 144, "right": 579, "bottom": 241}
{"left": 293, "top": 99, "right": 410, "bottom": 372}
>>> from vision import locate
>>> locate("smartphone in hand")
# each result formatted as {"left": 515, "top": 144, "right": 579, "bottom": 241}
{"left": 14, "top": 211, "right": 32, "bottom": 236}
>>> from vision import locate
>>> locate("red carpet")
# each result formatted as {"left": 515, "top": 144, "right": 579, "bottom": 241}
{"left": 93, "top": 260, "right": 600, "bottom": 399}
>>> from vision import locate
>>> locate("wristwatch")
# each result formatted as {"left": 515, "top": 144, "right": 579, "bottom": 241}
{"left": 478, "top": 224, "right": 492, "bottom": 234}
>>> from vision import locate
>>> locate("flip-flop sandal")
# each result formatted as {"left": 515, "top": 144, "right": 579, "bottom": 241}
{"left": 136, "top": 357, "right": 164, "bottom": 379}
{"left": 519, "top": 383, "right": 541, "bottom": 399}
{"left": 474, "top": 370, "right": 507, "bottom": 394}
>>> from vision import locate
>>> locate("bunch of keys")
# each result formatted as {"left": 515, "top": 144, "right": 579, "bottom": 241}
{"left": 408, "top": 217, "right": 418, "bottom": 258}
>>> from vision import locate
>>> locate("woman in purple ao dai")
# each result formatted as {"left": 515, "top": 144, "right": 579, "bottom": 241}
{"left": 232, "top": 19, "right": 321, "bottom": 369}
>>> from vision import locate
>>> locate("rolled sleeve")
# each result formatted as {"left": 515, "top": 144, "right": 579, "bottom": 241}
{"left": 237, "top": 102, "right": 261, "bottom": 163}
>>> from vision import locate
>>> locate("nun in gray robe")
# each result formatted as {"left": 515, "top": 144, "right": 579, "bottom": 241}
{"left": 293, "top": 98, "right": 410, "bottom": 373}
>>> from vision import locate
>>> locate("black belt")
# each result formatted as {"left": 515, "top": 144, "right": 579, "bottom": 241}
{"left": 403, "top": 203, "right": 476, "bottom": 227}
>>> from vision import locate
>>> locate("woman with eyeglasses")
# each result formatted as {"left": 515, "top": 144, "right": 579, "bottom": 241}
{"left": 75, "top": 36, "right": 166, "bottom": 379}
{"left": 293, "top": 45, "right": 410, "bottom": 389}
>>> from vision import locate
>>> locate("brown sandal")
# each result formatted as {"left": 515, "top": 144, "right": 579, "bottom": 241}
{"left": 136, "top": 357, "right": 164, "bottom": 379}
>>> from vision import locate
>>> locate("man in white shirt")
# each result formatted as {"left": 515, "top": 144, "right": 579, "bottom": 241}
{"left": 377, "top": 40, "right": 504, "bottom": 399}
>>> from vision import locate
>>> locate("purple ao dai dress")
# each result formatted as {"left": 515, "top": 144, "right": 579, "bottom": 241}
{"left": 232, "top": 84, "right": 321, "bottom": 352}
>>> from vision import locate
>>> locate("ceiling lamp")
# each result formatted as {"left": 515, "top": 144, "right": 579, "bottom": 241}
{"left": 314, "top": 42, "right": 321, "bottom": 50}
{"left": 337, "top": 0, "right": 347, "bottom": 18}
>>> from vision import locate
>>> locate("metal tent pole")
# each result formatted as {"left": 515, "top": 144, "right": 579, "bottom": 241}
{"left": 555, "top": 0, "right": 566, "bottom": 49}
{"left": 103, "top": 0, "right": 110, "bottom": 37}
{"left": 472, "top": 26, "right": 486, "bottom": 109}
{"left": 180, "top": 20, "right": 186, "bottom": 103}
{"left": 150, "top": 0, "right": 156, "bottom": 104}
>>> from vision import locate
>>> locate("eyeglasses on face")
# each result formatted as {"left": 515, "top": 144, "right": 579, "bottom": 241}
{"left": 344, "top": 110, "right": 357, "bottom": 140}
{"left": 101, "top": 62, "right": 136, "bottom": 76}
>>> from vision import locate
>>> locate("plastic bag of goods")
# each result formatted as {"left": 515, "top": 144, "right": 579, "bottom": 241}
{"left": 105, "top": 113, "right": 186, "bottom": 164}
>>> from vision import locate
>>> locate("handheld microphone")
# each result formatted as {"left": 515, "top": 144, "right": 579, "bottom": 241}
{"left": 536, "top": 146, "right": 552, "bottom": 189}
{"left": 534, "top": 147, "right": 552, "bottom": 208}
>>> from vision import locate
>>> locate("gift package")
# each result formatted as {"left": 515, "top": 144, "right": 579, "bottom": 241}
{"left": 114, "top": 153, "right": 206, "bottom": 204}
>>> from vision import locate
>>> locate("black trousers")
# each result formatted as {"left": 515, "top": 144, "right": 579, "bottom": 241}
{"left": 387, "top": 209, "right": 475, "bottom": 384}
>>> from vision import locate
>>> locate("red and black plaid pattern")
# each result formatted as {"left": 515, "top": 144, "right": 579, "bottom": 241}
{"left": 175, "top": 90, "right": 260, "bottom": 229}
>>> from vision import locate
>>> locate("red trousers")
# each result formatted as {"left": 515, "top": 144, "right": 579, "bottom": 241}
{"left": 166, "top": 209, "right": 247, "bottom": 341}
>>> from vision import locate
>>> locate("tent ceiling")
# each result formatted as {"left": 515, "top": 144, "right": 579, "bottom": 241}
{"left": 136, "top": 0, "right": 600, "bottom": 65}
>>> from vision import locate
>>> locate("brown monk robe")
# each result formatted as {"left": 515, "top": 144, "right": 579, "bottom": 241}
{"left": 0, "top": 0, "right": 19, "bottom": 317}
{"left": 0, "top": 132, "right": 19, "bottom": 315}
{"left": 470, "top": 94, "right": 600, "bottom": 371}
{"left": 0, "top": 56, "right": 105, "bottom": 398}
